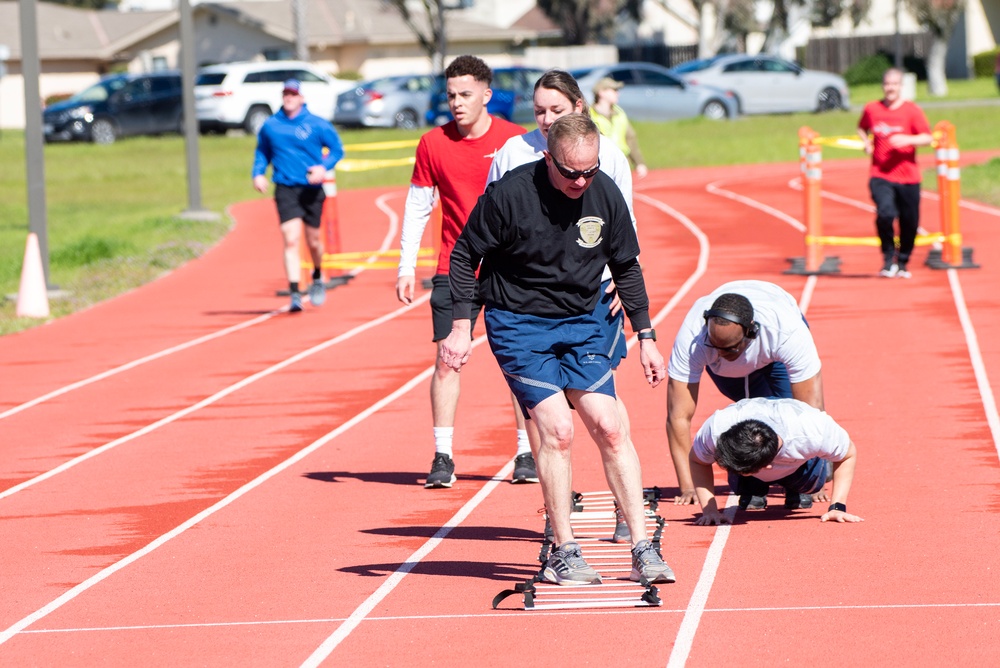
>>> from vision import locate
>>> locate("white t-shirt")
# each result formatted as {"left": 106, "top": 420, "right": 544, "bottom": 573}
{"left": 667, "top": 280, "right": 821, "bottom": 384}
{"left": 692, "top": 397, "right": 851, "bottom": 481}
{"left": 487, "top": 129, "right": 636, "bottom": 283}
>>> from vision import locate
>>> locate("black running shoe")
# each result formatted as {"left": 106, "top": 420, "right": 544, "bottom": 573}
{"left": 424, "top": 453, "right": 456, "bottom": 488}
{"left": 784, "top": 490, "right": 813, "bottom": 509}
{"left": 739, "top": 494, "right": 767, "bottom": 510}
{"left": 511, "top": 453, "right": 539, "bottom": 484}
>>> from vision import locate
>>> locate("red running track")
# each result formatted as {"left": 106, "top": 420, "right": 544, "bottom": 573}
{"left": 1, "top": 154, "right": 999, "bottom": 666}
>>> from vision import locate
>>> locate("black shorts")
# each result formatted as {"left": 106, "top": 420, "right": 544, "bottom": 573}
{"left": 275, "top": 184, "right": 325, "bottom": 229}
{"left": 430, "top": 274, "right": 483, "bottom": 342}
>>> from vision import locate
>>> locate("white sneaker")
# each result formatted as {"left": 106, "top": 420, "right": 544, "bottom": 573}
{"left": 896, "top": 267, "right": 912, "bottom": 279}
{"left": 879, "top": 263, "right": 899, "bottom": 278}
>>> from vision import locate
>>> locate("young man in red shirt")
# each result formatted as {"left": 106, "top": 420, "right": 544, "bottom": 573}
{"left": 857, "top": 67, "right": 933, "bottom": 279}
{"left": 395, "top": 55, "right": 529, "bottom": 488}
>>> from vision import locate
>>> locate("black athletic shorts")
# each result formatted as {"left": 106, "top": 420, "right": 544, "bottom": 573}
{"left": 275, "top": 184, "right": 325, "bottom": 229}
{"left": 430, "top": 274, "right": 483, "bottom": 342}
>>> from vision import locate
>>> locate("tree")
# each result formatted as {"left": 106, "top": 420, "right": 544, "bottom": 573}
{"left": 905, "top": 0, "right": 965, "bottom": 95}
{"left": 536, "top": 0, "right": 642, "bottom": 46}
{"left": 387, "top": 0, "right": 448, "bottom": 72}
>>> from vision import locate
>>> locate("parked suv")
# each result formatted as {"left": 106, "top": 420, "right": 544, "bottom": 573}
{"left": 43, "top": 71, "right": 183, "bottom": 144}
{"left": 195, "top": 60, "right": 354, "bottom": 135}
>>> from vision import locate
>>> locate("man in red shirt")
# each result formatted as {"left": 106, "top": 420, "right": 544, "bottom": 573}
{"left": 395, "top": 55, "right": 528, "bottom": 488}
{"left": 857, "top": 67, "right": 933, "bottom": 279}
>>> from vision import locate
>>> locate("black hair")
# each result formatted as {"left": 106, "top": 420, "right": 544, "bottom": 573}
{"left": 706, "top": 293, "right": 754, "bottom": 332}
{"left": 714, "top": 419, "right": 780, "bottom": 475}
{"left": 445, "top": 55, "right": 493, "bottom": 85}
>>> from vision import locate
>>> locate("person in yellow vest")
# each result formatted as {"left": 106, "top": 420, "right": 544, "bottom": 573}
{"left": 589, "top": 78, "right": 648, "bottom": 179}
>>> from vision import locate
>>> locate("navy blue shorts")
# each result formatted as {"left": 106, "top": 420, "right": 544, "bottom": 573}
{"left": 728, "top": 457, "right": 831, "bottom": 496}
{"left": 595, "top": 279, "right": 627, "bottom": 369}
{"left": 485, "top": 307, "right": 615, "bottom": 413}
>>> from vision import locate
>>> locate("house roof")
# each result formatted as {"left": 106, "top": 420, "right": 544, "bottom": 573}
{"left": 0, "top": 0, "right": 557, "bottom": 62}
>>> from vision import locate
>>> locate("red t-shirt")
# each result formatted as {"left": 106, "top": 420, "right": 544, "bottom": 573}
{"left": 410, "top": 117, "right": 525, "bottom": 275}
{"left": 857, "top": 100, "right": 930, "bottom": 184}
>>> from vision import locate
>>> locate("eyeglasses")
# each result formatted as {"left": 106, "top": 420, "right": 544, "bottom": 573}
{"left": 703, "top": 333, "right": 746, "bottom": 355}
{"left": 550, "top": 155, "right": 601, "bottom": 181}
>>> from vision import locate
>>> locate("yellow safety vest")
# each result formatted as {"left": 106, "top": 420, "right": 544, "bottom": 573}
{"left": 589, "top": 105, "right": 631, "bottom": 157}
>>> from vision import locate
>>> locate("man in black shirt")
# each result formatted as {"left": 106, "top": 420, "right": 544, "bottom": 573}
{"left": 441, "top": 115, "right": 675, "bottom": 586}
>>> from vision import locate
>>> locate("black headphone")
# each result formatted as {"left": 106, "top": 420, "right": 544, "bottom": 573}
{"left": 703, "top": 308, "right": 759, "bottom": 339}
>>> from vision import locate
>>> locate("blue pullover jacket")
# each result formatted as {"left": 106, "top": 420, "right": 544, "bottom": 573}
{"left": 252, "top": 104, "right": 344, "bottom": 187}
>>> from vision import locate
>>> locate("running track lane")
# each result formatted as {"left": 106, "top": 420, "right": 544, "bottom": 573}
{"left": 1, "top": 157, "right": 999, "bottom": 665}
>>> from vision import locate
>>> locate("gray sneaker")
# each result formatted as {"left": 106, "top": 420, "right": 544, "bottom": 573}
{"left": 630, "top": 539, "right": 676, "bottom": 584}
{"left": 543, "top": 541, "right": 602, "bottom": 585}
{"left": 308, "top": 279, "right": 326, "bottom": 306}
{"left": 611, "top": 504, "right": 630, "bottom": 544}
{"left": 424, "top": 453, "right": 456, "bottom": 488}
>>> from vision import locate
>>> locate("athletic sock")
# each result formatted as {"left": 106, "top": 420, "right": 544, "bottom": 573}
{"left": 312, "top": 268, "right": 322, "bottom": 281}
{"left": 433, "top": 427, "right": 454, "bottom": 457}
{"left": 515, "top": 429, "right": 531, "bottom": 456}
{"left": 289, "top": 281, "right": 300, "bottom": 294}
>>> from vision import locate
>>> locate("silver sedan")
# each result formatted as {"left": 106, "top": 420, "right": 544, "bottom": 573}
{"left": 672, "top": 54, "right": 850, "bottom": 114}
{"left": 571, "top": 62, "right": 739, "bottom": 121}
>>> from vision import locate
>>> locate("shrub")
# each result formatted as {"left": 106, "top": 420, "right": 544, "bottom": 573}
{"left": 972, "top": 49, "right": 1000, "bottom": 78}
{"left": 844, "top": 52, "right": 892, "bottom": 86}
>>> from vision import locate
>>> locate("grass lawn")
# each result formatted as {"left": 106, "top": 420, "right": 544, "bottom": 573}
{"left": 2, "top": 81, "right": 998, "bottom": 335}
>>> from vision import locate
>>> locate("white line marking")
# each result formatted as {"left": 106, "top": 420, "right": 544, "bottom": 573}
{"left": 947, "top": 269, "right": 1000, "bottom": 460}
{"left": 0, "top": 331, "right": 483, "bottom": 647}
{"left": 0, "top": 313, "right": 278, "bottom": 421}
{"left": 706, "top": 180, "right": 805, "bottom": 232}
{"left": 0, "top": 292, "right": 429, "bottom": 502}
{"left": 0, "top": 192, "right": 405, "bottom": 422}
{"left": 22, "top": 599, "right": 1000, "bottom": 635}
{"left": 0, "top": 194, "right": 406, "bottom": 500}
{"left": 301, "top": 453, "right": 513, "bottom": 668}
{"left": 666, "top": 496, "right": 737, "bottom": 668}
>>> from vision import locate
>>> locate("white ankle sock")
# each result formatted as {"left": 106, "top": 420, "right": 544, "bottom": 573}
{"left": 515, "top": 429, "right": 531, "bottom": 456}
{"left": 433, "top": 427, "right": 454, "bottom": 457}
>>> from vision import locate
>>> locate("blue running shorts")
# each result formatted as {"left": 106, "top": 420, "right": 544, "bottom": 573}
{"left": 595, "top": 278, "right": 627, "bottom": 369}
{"left": 485, "top": 307, "right": 616, "bottom": 413}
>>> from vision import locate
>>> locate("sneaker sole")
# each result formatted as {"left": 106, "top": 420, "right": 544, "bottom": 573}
{"left": 510, "top": 475, "right": 539, "bottom": 484}
{"left": 630, "top": 568, "right": 676, "bottom": 584}
{"left": 542, "top": 567, "right": 602, "bottom": 586}
{"left": 424, "top": 475, "right": 456, "bottom": 489}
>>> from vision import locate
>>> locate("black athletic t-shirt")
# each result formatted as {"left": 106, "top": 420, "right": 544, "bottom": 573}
{"left": 449, "top": 159, "right": 651, "bottom": 332}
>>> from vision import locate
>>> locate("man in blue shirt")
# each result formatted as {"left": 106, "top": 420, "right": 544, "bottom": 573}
{"left": 252, "top": 79, "right": 344, "bottom": 312}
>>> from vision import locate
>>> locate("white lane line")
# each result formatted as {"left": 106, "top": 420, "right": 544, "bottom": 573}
{"left": 23, "top": 598, "right": 1000, "bottom": 635}
{"left": 0, "top": 193, "right": 406, "bottom": 501}
{"left": 0, "top": 331, "right": 482, "bottom": 647}
{"left": 301, "top": 453, "right": 513, "bottom": 668}
{"left": 634, "top": 194, "right": 710, "bottom": 332}
{"left": 0, "top": 292, "right": 429, "bottom": 502}
{"left": 300, "top": 193, "right": 708, "bottom": 665}
{"left": 706, "top": 180, "right": 805, "bottom": 232}
{"left": 0, "top": 191, "right": 404, "bottom": 422}
{"left": 0, "top": 313, "right": 278, "bottom": 421}
{"left": 947, "top": 269, "right": 1000, "bottom": 460}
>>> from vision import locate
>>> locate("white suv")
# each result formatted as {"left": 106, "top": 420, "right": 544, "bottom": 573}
{"left": 195, "top": 60, "right": 355, "bottom": 135}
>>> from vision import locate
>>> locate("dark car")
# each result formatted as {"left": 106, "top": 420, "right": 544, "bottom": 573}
{"left": 43, "top": 71, "right": 183, "bottom": 144}
{"left": 425, "top": 66, "right": 546, "bottom": 126}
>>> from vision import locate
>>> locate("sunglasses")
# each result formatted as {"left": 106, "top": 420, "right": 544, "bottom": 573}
{"left": 703, "top": 333, "right": 746, "bottom": 355}
{"left": 550, "top": 155, "right": 601, "bottom": 181}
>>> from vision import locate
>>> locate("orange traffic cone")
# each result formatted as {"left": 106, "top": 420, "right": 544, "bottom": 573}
{"left": 16, "top": 233, "right": 50, "bottom": 318}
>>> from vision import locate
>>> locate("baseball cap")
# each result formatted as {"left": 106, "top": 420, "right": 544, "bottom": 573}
{"left": 594, "top": 77, "right": 624, "bottom": 92}
{"left": 282, "top": 79, "right": 302, "bottom": 95}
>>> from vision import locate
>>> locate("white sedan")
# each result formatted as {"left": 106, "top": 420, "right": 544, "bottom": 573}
{"left": 672, "top": 54, "right": 850, "bottom": 115}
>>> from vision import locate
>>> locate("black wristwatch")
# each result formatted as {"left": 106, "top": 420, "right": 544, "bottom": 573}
{"left": 637, "top": 329, "right": 656, "bottom": 341}
{"left": 828, "top": 502, "right": 847, "bottom": 513}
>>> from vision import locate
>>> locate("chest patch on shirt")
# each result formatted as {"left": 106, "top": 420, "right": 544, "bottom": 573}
{"left": 295, "top": 125, "right": 312, "bottom": 141}
{"left": 576, "top": 216, "right": 605, "bottom": 249}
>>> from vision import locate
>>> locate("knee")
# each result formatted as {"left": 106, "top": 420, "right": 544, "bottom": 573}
{"left": 591, "top": 415, "right": 626, "bottom": 452}
{"left": 539, "top": 417, "right": 574, "bottom": 452}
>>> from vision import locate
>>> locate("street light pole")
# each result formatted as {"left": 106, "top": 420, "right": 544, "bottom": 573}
{"left": 19, "top": 0, "right": 51, "bottom": 286}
